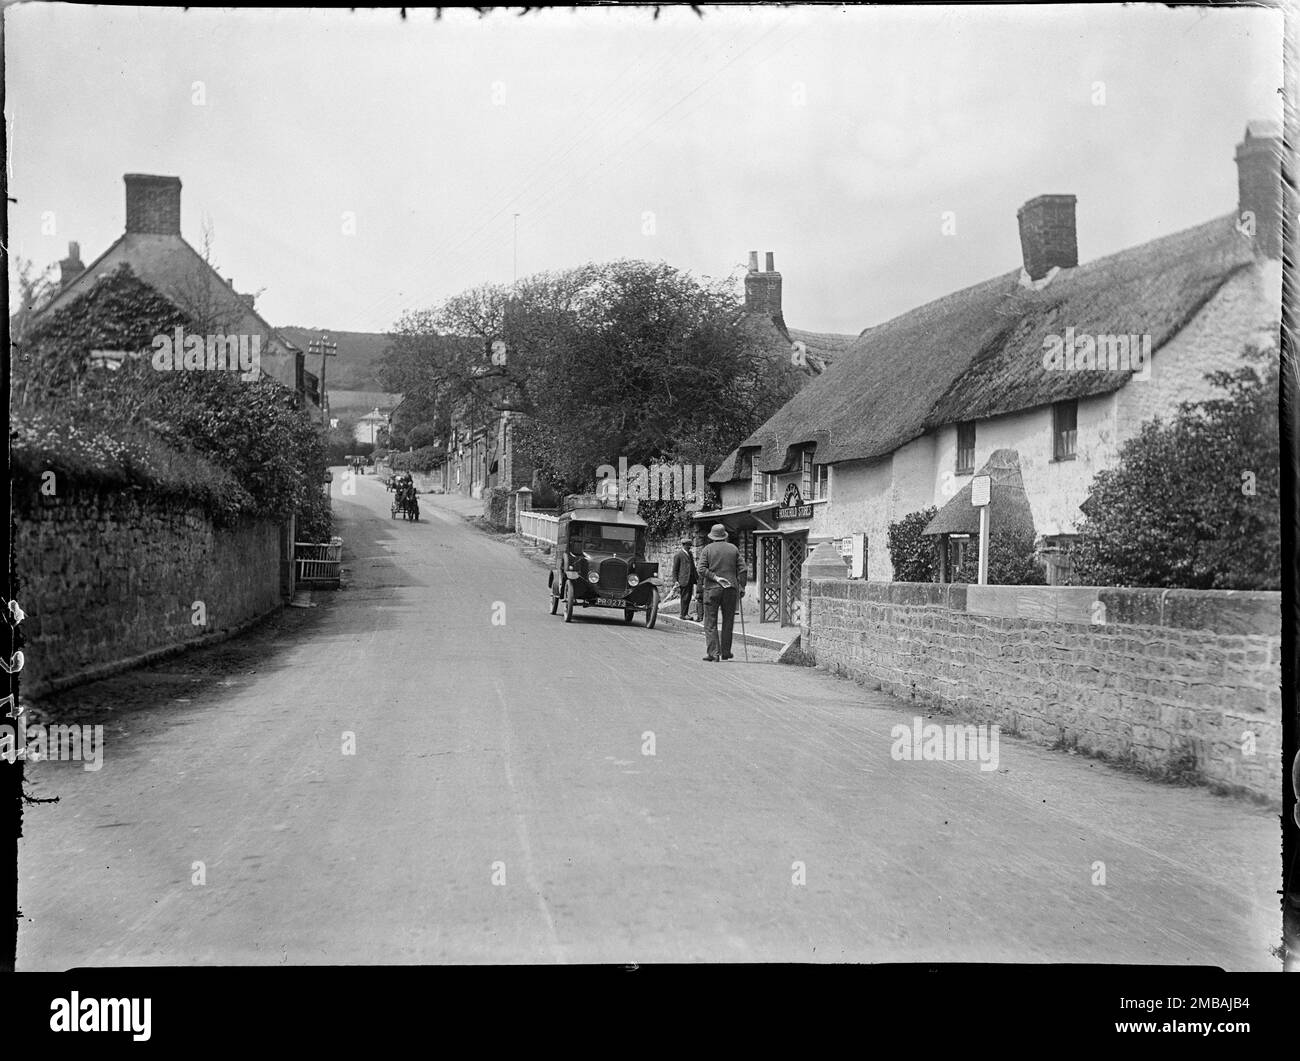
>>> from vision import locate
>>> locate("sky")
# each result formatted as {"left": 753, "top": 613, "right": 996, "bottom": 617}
{"left": 5, "top": 4, "right": 1285, "bottom": 337}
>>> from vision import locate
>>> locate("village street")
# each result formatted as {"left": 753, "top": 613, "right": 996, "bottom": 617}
{"left": 16, "top": 475, "right": 1279, "bottom": 968}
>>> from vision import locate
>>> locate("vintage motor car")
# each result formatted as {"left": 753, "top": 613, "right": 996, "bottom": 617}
{"left": 548, "top": 506, "right": 660, "bottom": 627}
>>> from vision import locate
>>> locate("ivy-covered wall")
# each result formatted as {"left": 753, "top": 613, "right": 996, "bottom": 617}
{"left": 16, "top": 480, "right": 285, "bottom": 697}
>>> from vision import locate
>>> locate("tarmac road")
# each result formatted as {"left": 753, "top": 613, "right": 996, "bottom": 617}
{"left": 16, "top": 472, "right": 1281, "bottom": 967}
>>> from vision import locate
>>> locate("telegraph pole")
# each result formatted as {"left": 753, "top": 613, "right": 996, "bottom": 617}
{"left": 307, "top": 333, "right": 338, "bottom": 422}
{"left": 513, "top": 213, "right": 520, "bottom": 289}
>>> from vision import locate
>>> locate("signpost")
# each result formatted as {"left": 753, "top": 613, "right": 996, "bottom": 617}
{"left": 971, "top": 474, "right": 991, "bottom": 585}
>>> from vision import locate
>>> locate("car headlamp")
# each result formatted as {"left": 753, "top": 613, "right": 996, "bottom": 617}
{"left": 627, "top": 573, "right": 640, "bottom": 587}
{"left": 587, "top": 571, "right": 600, "bottom": 584}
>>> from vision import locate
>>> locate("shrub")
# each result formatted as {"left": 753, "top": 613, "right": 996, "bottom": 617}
{"left": 485, "top": 486, "right": 512, "bottom": 528}
{"left": 1071, "top": 343, "right": 1279, "bottom": 589}
{"left": 406, "top": 423, "right": 441, "bottom": 450}
{"left": 887, "top": 507, "right": 938, "bottom": 582}
{"left": 389, "top": 445, "right": 444, "bottom": 474}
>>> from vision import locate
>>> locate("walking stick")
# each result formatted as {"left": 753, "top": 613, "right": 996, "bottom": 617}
{"left": 737, "top": 587, "right": 749, "bottom": 662}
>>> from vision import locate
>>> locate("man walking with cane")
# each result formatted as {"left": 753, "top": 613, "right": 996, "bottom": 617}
{"left": 698, "top": 523, "right": 747, "bottom": 662}
{"left": 670, "top": 537, "right": 698, "bottom": 620}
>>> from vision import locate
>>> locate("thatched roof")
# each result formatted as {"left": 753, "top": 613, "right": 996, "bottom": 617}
{"left": 712, "top": 212, "right": 1256, "bottom": 481}
{"left": 923, "top": 449, "right": 1036, "bottom": 538}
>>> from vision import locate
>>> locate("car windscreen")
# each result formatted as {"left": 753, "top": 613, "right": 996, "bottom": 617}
{"left": 574, "top": 524, "right": 637, "bottom": 555}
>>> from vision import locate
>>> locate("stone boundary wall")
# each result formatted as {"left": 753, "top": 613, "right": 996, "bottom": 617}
{"left": 802, "top": 579, "right": 1282, "bottom": 800}
{"left": 16, "top": 482, "right": 285, "bottom": 696}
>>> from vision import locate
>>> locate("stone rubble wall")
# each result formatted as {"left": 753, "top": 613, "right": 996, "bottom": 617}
{"left": 16, "top": 482, "right": 284, "bottom": 696}
{"left": 802, "top": 578, "right": 1282, "bottom": 800}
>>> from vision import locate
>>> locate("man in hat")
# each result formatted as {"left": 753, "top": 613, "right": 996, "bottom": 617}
{"left": 670, "top": 537, "right": 698, "bottom": 620}
{"left": 698, "top": 523, "right": 748, "bottom": 661}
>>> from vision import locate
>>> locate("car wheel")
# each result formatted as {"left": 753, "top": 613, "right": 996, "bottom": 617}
{"left": 645, "top": 587, "right": 659, "bottom": 629}
{"left": 564, "top": 580, "right": 576, "bottom": 623}
{"left": 623, "top": 608, "right": 635, "bottom": 623}
{"left": 550, "top": 585, "right": 560, "bottom": 615}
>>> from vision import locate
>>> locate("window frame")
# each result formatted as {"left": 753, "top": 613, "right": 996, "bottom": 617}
{"left": 955, "top": 421, "right": 976, "bottom": 475}
{"left": 813, "top": 462, "right": 830, "bottom": 501}
{"left": 1052, "top": 400, "right": 1078, "bottom": 462}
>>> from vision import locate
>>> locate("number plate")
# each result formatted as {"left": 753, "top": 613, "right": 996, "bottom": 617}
{"left": 597, "top": 597, "right": 631, "bottom": 608}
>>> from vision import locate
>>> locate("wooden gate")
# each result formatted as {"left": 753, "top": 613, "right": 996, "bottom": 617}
{"left": 759, "top": 533, "right": 808, "bottom": 626}
{"left": 760, "top": 535, "right": 782, "bottom": 623}
{"left": 782, "top": 535, "right": 807, "bottom": 626}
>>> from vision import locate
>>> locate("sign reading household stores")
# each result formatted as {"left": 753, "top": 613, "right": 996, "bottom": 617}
{"left": 777, "top": 483, "right": 813, "bottom": 520}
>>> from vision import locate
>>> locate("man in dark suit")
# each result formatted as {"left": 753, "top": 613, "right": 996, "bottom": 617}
{"left": 698, "top": 523, "right": 748, "bottom": 661}
{"left": 670, "top": 538, "right": 697, "bottom": 619}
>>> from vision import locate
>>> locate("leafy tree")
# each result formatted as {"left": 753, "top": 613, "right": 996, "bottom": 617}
{"left": 9, "top": 256, "right": 59, "bottom": 346}
{"left": 1071, "top": 342, "right": 1279, "bottom": 589}
{"left": 888, "top": 507, "right": 939, "bottom": 582}
{"left": 406, "top": 422, "right": 441, "bottom": 450}
{"left": 388, "top": 259, "right": 802, "bottom": 495}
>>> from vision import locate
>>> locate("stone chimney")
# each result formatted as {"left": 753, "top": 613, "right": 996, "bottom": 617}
{"left": 1016, "top": 194, "right": 1078, "bottom": 281}
{"left": 744, "top": 249, "right": 782, "bottom": 317}
{"left": 124, "top": 174, "right": 182, "bottom": 235}
{"left": 58, "top": 241, "right": 84, "bottom": 288}
{"left": 1236, "top": 120, "right": 1283, "bottom": 259}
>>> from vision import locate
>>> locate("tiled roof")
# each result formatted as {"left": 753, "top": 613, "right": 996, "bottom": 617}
{"left": 38, "top": 233, "right": 298, "bottom": 355}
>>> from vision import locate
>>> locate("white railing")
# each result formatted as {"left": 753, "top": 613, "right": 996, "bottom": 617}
{"left": 518, "top": 510, "right": 559, "bottom": 546}
{"left": 295, "top": 537, "right": 343, "bottom": 584}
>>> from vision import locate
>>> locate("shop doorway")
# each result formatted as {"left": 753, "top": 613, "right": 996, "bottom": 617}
{"left": 758, "top": 532, "right": 808, "bottom": 626}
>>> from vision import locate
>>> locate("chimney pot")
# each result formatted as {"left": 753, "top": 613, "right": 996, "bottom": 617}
{"left": 743, "top": 248, "right": 783, "bottom": 318}
{"left": 1236, "top": 121, "right": 1284, "bottom": 259}
{"left": 58, "top": 240, "right": 85, "bottom": 288}
{"left": 124, "top": 173, "right": 182, "bottom": 235}
{"left": 1017, "top": 194, "right": 1078, "bottom": 281}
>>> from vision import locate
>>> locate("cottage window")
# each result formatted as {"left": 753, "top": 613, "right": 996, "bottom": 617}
{"left": 1053, "top": 401, "right": 1078, "bottom": 461}
{"left": 956, "top": 421, "right": 976, "bottom": 475}
{"left": 801, "top": 449, "right": 814, "bottom": 499}
{"left": 750, "top": 456, "right": 764, "bottom": 503}
{"left": 813, "top": 463, "right": 830, "bottom": 501}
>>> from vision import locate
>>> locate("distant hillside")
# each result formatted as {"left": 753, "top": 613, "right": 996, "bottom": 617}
{"left": 280, "top": 327, "right": 393, "bottom": 390}
{"left": 330, "top": 390, "right": 403, "bottom": 416}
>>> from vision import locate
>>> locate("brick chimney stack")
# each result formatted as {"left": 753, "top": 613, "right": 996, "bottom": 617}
{"left": 58, "top": 241, "right": 84, "bottom": 288}
{"left": 1016, "top": 194, "right": 1078, "bottom": 281}
{"left": 744, "top": 249, "right": 782, "bottom": 317}
{"left": 1236, "top": 120, "right": 1283, "bottom": 259}
{"left": 124, "top": 174, "right": 182, "bottom": 235}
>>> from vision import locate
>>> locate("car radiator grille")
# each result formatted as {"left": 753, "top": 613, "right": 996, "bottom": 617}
{"left": 598, "top": 557, "right": 628, "bottom": 592}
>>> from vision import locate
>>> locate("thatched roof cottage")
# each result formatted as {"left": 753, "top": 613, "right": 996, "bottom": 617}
{"left": 704, "top": 122, "right": 1283, "bottom": 610}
